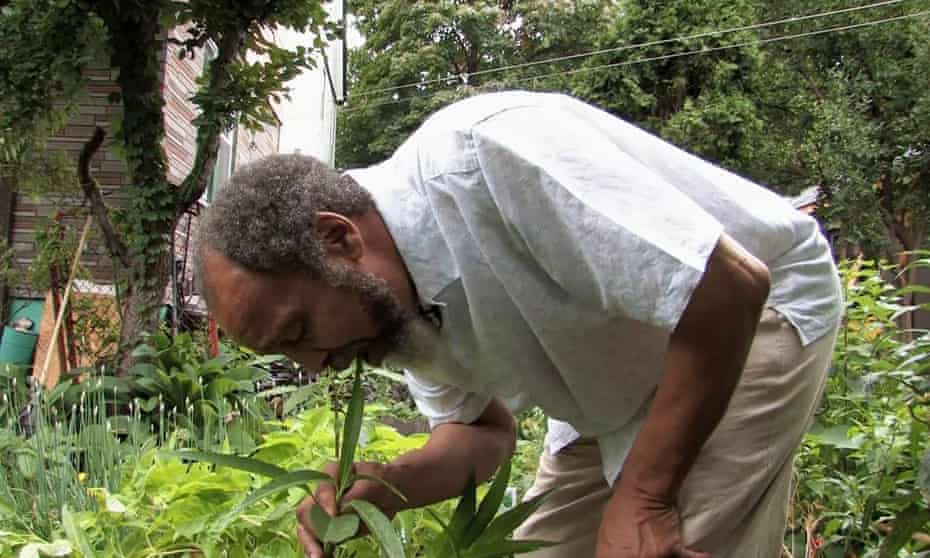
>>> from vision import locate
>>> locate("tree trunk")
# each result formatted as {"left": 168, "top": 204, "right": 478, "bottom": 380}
{"left": 117, "top": 250, "right": 172, "bottom": 373}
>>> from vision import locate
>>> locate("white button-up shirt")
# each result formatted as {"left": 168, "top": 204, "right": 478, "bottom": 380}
{"left": 346, "top": 91, "right": 842, "bottom": 484}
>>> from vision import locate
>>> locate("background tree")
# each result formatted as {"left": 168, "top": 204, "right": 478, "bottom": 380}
{"left": 336, "top": 0, "right": 611, "bottom": 168}
{"left": 0, "top": 0, "right": 335, "bottom": 370}
{"left": 337, "top": 0, "right": 929, "bottom": 277}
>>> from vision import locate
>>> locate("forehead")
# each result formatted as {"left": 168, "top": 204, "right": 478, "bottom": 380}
{"left": 201, "top": 250, "right": 303, "bottom": 349}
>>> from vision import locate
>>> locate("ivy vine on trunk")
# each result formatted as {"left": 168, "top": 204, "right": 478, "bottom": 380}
{"left": 0, "top": 0, "right": 337, "bottom": 372}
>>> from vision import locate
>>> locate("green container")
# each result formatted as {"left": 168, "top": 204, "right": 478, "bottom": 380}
{"left": 0, "top": 326, "right": 38, "bottom": 365}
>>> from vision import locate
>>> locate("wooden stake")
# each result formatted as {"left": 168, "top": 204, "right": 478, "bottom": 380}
{"left": 36, "top": 214, "right": 93, "bottom": 389}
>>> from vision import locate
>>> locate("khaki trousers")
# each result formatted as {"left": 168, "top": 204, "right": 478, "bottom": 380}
{"left": 514, "top": 309, "right": 838, "bottom": 557}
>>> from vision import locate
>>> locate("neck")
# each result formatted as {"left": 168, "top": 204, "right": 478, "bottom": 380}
{"left": 355, "top": 209, "right": 419, "bottom": 314}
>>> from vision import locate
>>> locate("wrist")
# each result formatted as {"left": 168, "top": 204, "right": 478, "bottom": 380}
{"left": 378, "top": 461, "right": 413, "bottom": 516}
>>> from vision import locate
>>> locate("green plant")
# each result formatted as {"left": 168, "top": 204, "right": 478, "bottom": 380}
{"left": 129, "top": 330, "right": 278, "bottom": 450}
{"left": 788, "top": 257, "right": 930, "bottom": 557}
{"left": 181, "top": 361, "right": 556, "bottom": 558}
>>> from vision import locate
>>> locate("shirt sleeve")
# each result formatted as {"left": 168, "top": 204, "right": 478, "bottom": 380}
{"left": 403, "top": 369, "right": 493, "bottom": 429}
{"left": 467, "top": 104, "right": 725, "bottom": 332}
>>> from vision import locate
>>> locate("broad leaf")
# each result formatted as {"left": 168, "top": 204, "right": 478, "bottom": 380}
{"left": 284, "top": 384, "right": 320, "bottom": 416}
{"left": 807, "top": 423, "right": 863, "bottom": 450}
{"left": 173, "top": 450, "right": 289, "bottom": 478}
{"left": 347, "top": 500, "right": 406, "bottom": 558}
{"left": 62, "top": 506, "right": 95, "bottom": 558}
{"left": 310, "top": 505, "right": 360, "bottom": 544}
{"left": 339, "top": 362, "right": 365, "bottom": 493}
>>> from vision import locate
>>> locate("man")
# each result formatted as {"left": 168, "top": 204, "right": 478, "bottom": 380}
{"left": 196, "top": 91, "right": 842, "bottom": 557}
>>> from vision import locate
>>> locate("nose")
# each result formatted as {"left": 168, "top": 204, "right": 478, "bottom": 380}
{"left": 284, "top": 347, "right": 328, "bottom": 374}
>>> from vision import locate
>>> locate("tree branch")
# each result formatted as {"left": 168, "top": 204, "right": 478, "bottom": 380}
{"left": 79, "top": 127, "right": 131, "bottom": 268}
{"left": 177, "top": 27, "right": 247, "bottom": 210}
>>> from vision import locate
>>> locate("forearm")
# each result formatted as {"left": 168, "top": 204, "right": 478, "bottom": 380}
{"left": 379, "top": 398, "right": 516, "bottom": 513}
{"left": 618, "top": 235, "right": 770, "bottom": 501}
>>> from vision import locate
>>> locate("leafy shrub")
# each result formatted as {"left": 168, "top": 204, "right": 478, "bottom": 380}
{"left": 788, "top": 257, "right": 930, "bottom": 557}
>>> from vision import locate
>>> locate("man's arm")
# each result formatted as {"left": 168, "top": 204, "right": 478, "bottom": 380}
{"left": 383, "top": 397, "right": 517, "bottom": 512}
{"left": 297, "top": 398, "right": 516, "bottom": 557}
{"left": 596, "top": 233, "right": 771, "bottom": 557}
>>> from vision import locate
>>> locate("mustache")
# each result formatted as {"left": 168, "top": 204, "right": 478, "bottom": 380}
{"left": 322, "top": 338, "right": 372, "bottom": 370}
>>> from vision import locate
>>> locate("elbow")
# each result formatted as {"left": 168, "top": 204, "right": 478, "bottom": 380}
{"left": 745, "top": 260, "right": 772, "bottom": 312}
{"left": 746, "top": 260, "right": 771, "bottom": 312}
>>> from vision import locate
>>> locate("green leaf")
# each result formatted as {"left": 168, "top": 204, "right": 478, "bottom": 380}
{"left": 339, "top": 362, "right": 365, "bottom": 493}
{"left": 475, "top": 490, "right": 555, "bottom": 547}
{"left": 62, "top": 506, "right": 95, "bottom": 558}
{"left": 447, "top": 473, "right": 477, "bottom": 545}
{"left": 878, "top": 504, "right": 930, "bottom": 558}
{"left": 806, "top": 423, "right": 863, "bottom": 450}
{"left": 284, "top": 384, "right": 320, "bottom": 415}
{"left": 131, "top": 344, "right": 158, "bottom": 359}
{"left": 172, "top": 450, "right": 289, "bottom": 478}
{"left": 920, "top": 447, "right": 930, "bottom": 501}
{"left": 224, "top": 469, "right": 333, "bottom": 522}
{"left": 464, "top": 460, "right": 512, "bottom": 547}
{"left": 310, "top": 505, "right": 360, "bottom": 544}
{"left": 347, "top": 500, "right": 406, "bottom": 558}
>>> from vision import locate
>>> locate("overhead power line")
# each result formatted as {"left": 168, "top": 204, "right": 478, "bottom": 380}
{"left": 349, "top": 0, "right": 911, "bottom": 100}
{"left": 341, "top": 9, "right": 930, "bottom": 114}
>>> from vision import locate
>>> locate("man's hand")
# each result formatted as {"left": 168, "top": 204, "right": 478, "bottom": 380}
{"left": 295, "top": 399, "right": 516, "bottom": 557}
{"left": 594, "top": 479, "right": 709, "bottom": 558}
{"left": 295, "top": 461, "right": 397, "bottom": 558}
{"left": 594, "top": 234, "right": 769, "bottom": 558}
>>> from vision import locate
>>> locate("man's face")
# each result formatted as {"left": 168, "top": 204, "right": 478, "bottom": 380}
{"left": 202, "top": 249, "right": 412, "bottom": 373}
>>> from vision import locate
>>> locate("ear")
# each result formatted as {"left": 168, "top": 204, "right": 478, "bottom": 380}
{"left": 315, "top": 212, "right": 364, "bottom": 262}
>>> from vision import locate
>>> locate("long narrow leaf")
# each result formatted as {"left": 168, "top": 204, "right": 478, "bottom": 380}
{"left": 347, "top": 500, "right": 406, "bottom": 558}
{"left": 447, "top": 473, "right": 477, "bottom": 545}
{"left": 221, "top": 469, "right": 333, "bottom": 525}
{"left": 474, "top": 489, "right": 554, "bottom": 546}
{"left": 425, "top": 508, "right": 460, "bottom": 558}
{"left": 62, "top": 506, "right": 95, "bottom": 558}
{"left": 339, "top": 362, "right": 365, "bottom": 492}
{"left": 463, "top": 460, "right": 512, "bottom": 547}
{"left": 172, "top": 450, "right": 289, "bottom": 478}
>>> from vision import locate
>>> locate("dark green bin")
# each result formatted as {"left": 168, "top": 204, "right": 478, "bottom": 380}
{"left": 0, "top": 325, "right": 38, "bottom": 365}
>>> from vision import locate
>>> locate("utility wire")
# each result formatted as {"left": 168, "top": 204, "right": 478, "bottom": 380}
{"left": 341, "top": 9, "right": 930, "bottom": 114}
{"left": 349, "top": 0, "right": 911, "bottom": 100}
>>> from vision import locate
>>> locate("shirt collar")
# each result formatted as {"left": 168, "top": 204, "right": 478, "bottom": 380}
{"left": 345, "top": 162, "right": 459, "bottom": 306}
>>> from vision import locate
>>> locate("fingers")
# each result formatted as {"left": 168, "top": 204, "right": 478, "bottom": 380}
{"left": 679, "top": 549, "right": 712, "bottom": 558}
{"left": 317, "top": 482, "right": 340, "bottom": 516}
{"left": 297, "top": 522, "right": 325, "bottom": 558}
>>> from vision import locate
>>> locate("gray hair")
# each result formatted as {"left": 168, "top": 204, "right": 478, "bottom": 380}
{"left": 194, "top": 154, "right": 375, "bottom": 294}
